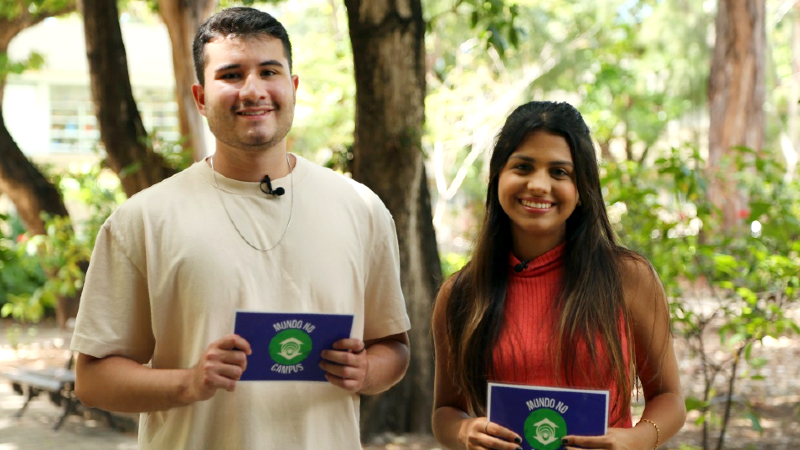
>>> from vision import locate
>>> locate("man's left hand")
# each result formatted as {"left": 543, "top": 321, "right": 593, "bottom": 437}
{"left": 319, "top": 338, "right": 369, "bottom": 393}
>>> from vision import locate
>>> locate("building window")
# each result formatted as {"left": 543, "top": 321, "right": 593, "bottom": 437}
{"left": 137, "top": 87, "right": 181, "bottom": 144}
{"left": 50, "top": 86, "right": 98, "bottom": 153}
{"left": 49, "top": 85, "right": 181, "bottom": 154}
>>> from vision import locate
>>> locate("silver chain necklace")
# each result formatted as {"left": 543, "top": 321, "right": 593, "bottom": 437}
{"left": 209, "top": 153, "right": 294, "bottom": 252}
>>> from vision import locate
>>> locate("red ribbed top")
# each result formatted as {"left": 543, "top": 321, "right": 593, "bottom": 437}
{"left": 492, "top": 243, "right": 632, "bottom": 427}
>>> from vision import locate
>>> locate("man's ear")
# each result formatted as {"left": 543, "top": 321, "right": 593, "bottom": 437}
{"left": 291, "top": 75, "right": 299, "bottom": 100}
{"left": 192, "top": 83, "right": 206, "bottom": 116}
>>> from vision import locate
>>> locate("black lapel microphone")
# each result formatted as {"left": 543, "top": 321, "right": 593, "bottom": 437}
{"left": 513, "top": 260, "right": 529, "bottom": 273}
{"left": 260, "top": 175, "right": 285, "bottom": 196}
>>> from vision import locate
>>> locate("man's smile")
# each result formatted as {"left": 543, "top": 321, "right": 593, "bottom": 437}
{"left": 234, "top": 106, "right": 275, "bottom": 116}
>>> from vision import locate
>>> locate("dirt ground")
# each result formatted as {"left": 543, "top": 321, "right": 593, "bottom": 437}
{"left": 364, "top": 329, "right": 800, "bottom": 450}
{"left": 2, "top": 319, "right": 798, "bottom": 449}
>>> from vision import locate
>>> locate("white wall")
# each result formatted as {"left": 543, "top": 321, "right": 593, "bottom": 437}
{"left": 4, "top": 83, "right": 50, "bottom": 155}
{"left": 2, "top": 15, "right": 198, "bottom": 159}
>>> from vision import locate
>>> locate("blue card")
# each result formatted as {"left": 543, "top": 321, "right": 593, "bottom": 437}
{"left": 487, "top": 383, "right": 609, "bottom": 450}
{"left": 233, "top": 310, "right": 354, "bottom": 382}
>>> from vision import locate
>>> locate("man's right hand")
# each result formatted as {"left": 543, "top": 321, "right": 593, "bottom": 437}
{"left": 185, "top": 334, "right": 252, "bottom": 402}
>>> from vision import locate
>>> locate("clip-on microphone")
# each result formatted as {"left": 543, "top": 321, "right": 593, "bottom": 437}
{"left": 260, "top": 175, "right": 285, "bottom": 196}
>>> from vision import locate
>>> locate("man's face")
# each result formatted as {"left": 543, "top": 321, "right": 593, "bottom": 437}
{"left": 192, "top": 35, "right": 299, "bottom": 152}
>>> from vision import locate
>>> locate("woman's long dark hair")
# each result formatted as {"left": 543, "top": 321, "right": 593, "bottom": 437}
{"left": 443, "top": 101, "right": 639, "bottom": 418}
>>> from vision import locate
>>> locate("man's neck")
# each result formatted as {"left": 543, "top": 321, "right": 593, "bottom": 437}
{"left": 207, "top": 144, "right": 294, "bottom": 182}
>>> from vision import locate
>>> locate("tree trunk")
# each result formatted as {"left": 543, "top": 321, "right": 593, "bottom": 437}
{"left": 707, "top": 0, "right": 765, "bottom": 230}
{"left": 344, "top": 0, "right": 441, "bottom": 438}
{"left": 0, "top": 5, "right": 74, "bottom": 235}
{"left": 0, "top": 3, "right": 80, "bottom": 328}
{"left": 81, "top": 0, "right": 175, "bottom": 197}
{"left": 157, "top": 0, "right": 215, "bottom": 162}
{"left": 623, "top": 118, "right": 633, "bottom": 162}
{"left": 599, "top": 140, "right": 614, "bottom": 162}
{"left": 0, "top": 80, "right": 68, "bottom": 235}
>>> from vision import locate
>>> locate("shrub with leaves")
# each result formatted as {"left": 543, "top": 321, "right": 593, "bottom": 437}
{"left": 603, "top": 145, "right": 800, "bottom": 450}
{"left": 0, "top": 214, "right": 47, "bottom": 322}
{"left": 1, "top": 164, "right": 125, "bottom": 324}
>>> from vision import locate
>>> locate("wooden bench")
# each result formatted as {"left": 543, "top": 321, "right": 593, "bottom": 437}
{"left": 2, "top": 355, "right": 118, "bottom": 430}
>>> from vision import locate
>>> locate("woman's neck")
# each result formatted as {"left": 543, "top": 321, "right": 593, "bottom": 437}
{"left": 510, "top": 229, "right": 566, "bottom": 262}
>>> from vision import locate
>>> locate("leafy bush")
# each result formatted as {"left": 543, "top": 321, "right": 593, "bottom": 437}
{"left": 603, "top": 145, "right": 800, "bottom": 449}
{"left": 1, "top": 164, "right": 125, "bottom": 323}
{"left": 0, "top": 214, "right": 47, "bottom": 322}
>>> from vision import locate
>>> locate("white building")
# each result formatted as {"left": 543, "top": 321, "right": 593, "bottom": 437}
{"left": 4, "top": 14, "right": 188, "bottom": 166}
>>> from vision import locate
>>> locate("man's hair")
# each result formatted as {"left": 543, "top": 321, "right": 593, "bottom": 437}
{"left": 193, "top": 7, "right": 293, "bottom": 85}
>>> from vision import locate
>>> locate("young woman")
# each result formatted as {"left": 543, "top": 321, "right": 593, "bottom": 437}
{"left": 432, "top": 101, "right": 686, "bottom": 450}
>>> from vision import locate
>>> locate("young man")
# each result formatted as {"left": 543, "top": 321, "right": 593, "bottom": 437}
{"left": 71, "top": 7, "right": 411, "bottom": 449}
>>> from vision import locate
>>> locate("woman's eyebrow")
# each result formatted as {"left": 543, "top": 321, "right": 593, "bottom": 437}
{"left": 508, "top": 155, "right": 574, "bottom": 167}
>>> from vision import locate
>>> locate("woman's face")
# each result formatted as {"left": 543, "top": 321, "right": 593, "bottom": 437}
{"left": 497, "top": 130, "right": 579, "bottom": 253}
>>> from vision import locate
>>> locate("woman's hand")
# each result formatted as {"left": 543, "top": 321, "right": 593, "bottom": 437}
{"left": 458, "top": 418, "right": 523, "bottom": 450}
{"left": 563, "top": 425, "right": 655, "bottom": 450}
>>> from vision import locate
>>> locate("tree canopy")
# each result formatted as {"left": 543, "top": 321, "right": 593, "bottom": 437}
{"left": 0, "top": 1, "right": 798, "bottom": 447}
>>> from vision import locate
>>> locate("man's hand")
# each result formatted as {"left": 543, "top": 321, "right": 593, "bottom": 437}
{"left": 319, "top": 338, "right": 369, "bottom": 394}
{"left": 185, "top": 334, "right": 252, "bottom": 403}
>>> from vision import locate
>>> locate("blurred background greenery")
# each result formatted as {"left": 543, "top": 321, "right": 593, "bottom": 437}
{"left": 0, "top": 0, "right": 798, "bottom": 448}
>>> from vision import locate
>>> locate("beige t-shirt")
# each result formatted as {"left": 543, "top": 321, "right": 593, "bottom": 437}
{"left": 71, "top": 155, "right": 410, "bottom": 450}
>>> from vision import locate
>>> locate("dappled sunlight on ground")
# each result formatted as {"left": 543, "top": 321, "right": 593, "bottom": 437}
{"left": 0, "top": 380, "right": 138, "bottom": 450}
{"left": 1, "top": 319, "right": 798, "bottom": 449}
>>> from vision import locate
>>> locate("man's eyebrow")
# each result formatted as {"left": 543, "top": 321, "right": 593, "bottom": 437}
{"left": 259, "top": 60, "right": 285, "bottom": 68}
{"left": 508, "top": 155, "right": 574, "bottom": 167}
{"left": 214, "top": 63, "right": 240, "bottom": 72}
{"left": 213, "top": 60, "right": 285, "bottom": 73}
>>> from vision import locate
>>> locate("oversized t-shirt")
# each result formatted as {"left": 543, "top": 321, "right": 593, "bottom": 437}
{"left": 71, "top": 154, "right": 410, "bottom": 449}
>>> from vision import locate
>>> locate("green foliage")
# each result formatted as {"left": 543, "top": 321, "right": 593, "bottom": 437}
{"left": 145, "top": 131, "right": 194, "bottom": 172}
{"left": 280, "top": 1, "right": 355, "bottom": 160}
{"left": 767, "top": 2, "right": 798, "bottom": 150}
{"left": 546, "top": 1, "right": 711, "bottom": 161}
{"left": 0, "top": 215, "right": 47, "bottom": 322}
{"left": 58, "top": 164, "right": 127, "bottom": 246}
{"left": 441, "top": 252, "right": 468, "bottom": 278}
{"left": 427, "top": 0, "right": 713, "bottom": 166}
{"left": 604, "top": 145, "right": 800, "bottom": 448}
{"left": 1, "top": 164, "right": 125, "bottom": 323}
{"left": 424, "top": 0, "right": 716, "bottom": 243}
{"left": 0, "top": 0, "right": 76, "bottom": 105}
{"left": 118, "top": 132, "right": 194, "bottom": 179}
{"left": 322, "top": 144, "right": 354, "bottom": 174}
{"left": 0, "top": 0, "right": 74, "bottom": 20}
{"left": 0, "top": 52, "right": 44, "bottom": 79}
{"left": 2, "top": 214, "right": 86, "bottom": 322}
{"left": 457, "top": 0, "right": 521, "bottom": 53}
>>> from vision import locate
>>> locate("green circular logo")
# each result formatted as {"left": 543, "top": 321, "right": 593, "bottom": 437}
{"left": 269, "top": 329, "right": 312, "bottom": 365}
{"left": 523, "top": 408, "right": 568, "bottom": 450}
